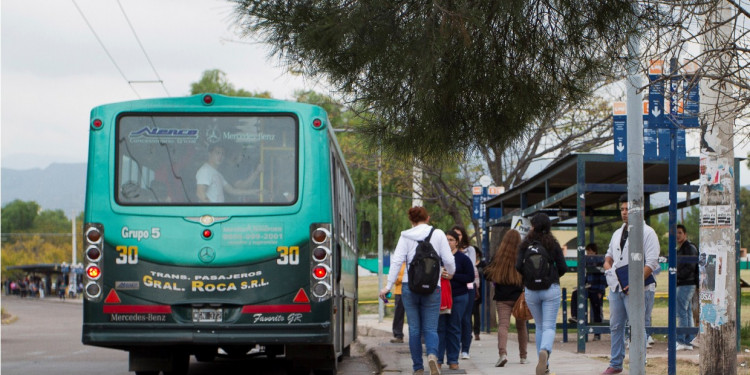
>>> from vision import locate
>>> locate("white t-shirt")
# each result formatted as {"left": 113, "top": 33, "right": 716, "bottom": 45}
{"left": 196, "top": 163, "right": 228, "bottom": 202}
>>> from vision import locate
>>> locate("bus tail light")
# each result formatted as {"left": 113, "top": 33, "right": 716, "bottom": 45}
{"left": 310, "top": 224, "right": 333, "bottom": 301}
{"left": 83, "top": 223, "right": 104, "bottom": 301}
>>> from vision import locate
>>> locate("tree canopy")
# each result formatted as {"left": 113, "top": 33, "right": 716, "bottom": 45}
{"left": 231, "top": 0, "right": 639, "bottom": 160}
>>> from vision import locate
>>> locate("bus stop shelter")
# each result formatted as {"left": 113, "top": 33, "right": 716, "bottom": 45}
{"left": 482, "top": 153, "right": 742, "bottom": 353}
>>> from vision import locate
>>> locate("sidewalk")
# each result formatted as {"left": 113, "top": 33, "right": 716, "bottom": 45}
{"left": 357, "top": 314, "right": 609, "bottom": 375}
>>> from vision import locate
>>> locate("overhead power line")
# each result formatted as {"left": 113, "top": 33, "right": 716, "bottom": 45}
{"left": 115, "top": 0, "right": 170, "bottom": 97}
{"left": 70, "top": 0, "right": 141, "bottom": 98}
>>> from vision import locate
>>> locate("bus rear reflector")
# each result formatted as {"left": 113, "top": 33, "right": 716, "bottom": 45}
{"left": 104, "top": 289, "right": 121, "bottom": 304}
{"left": 293, "top": 288, "right": 310, "bottom": 303}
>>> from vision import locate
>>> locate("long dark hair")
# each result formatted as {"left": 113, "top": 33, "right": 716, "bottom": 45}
{"left": 519, "top": 213, "right": 562, "bottom": 256}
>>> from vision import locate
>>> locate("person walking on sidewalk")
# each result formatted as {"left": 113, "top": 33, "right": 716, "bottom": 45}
{"left": 450, "top": 225, "right": 478, "bottom": 360}
{"left": 484, "top": 229, "right": 528, "bottom": 367}
{"left": 516, "top": 213, "right": 567, "bottom": 375}
{"left": 601, "top": 194, "right": 660, "bottom": 375}
{"left": 676, "top": 224, "right": 699, "bottom": 350}
{"left": 380, "top": 206, "right": 456, "bottom": 375}
{"left": 391, "top": 263, "right": 407, "bottom": 344}
{"left": 436, "top": 230, "right": 475, "bottom": 371}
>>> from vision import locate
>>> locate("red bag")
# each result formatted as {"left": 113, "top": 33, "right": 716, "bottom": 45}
{"left": 440, "top": 277, "right": 453, "bottom": 313}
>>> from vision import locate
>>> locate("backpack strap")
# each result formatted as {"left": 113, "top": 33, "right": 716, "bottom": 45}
{"left": 424, "top": 227, "right": 436, "bottom": 242}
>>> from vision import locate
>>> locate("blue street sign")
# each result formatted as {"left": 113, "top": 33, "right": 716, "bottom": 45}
{"left": 677, "top": 128, "right": 686, "bottom": 160}
{"left": 648, "top": 74, "right": 665, "bottom": 129}
{"left": 658, "top": 128, "right": 671, "bottom": 160}
{"left": 613, "top": 113, "right": 627, "bottom": 161}
{"left": 644, "top": 104, "right": 658, "bottom": 161}
{"left": 682, "top": 76, "right": 700, "bottom": 128}
{"left": 472, "top": 194, "right": 482, "bottom": 219}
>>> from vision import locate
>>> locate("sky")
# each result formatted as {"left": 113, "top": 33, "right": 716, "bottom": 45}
{"left": 1, "top": 0, "right": 329, "bottom": 170}
{"left": 2, "top": 0, "right": 750, "bottom": 187}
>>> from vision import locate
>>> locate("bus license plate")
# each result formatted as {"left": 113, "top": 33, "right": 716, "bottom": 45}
{"left": 193, "top": 308, "right": 222, "bottom": 323}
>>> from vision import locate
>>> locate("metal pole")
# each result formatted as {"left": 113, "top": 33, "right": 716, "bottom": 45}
{"left": 70, "top": 211, "right": 77, "bottom": 298}
{"left": 667, "top": 57, "right": 679, "bottom": 375}
{"left": 625, "top": 23, "right": 646, "bottom": 375}
{"left": 377, "top": 148, "right": 384, "bottom": 322}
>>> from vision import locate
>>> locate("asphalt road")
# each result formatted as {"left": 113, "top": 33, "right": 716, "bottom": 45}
{"left": 1, "top": 297, "right": 378, "bottom": 375}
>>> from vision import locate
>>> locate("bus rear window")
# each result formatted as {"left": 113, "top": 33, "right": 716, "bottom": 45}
{"left": 116, "top": 114, "right": 298, "bottom": 205}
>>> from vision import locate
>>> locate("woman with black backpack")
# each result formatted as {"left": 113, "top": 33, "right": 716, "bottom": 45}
{"left": 515, "top": 213, "right": 567, "bottom": 375}
{"left": 379, "top": 206, "right": 456, "bottom": 375}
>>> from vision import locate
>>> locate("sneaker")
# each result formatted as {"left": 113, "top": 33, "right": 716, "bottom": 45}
{"left": 536, "top": 350, "right": 548, "bottom": 375}
{"left": 427, "top": 354, "right": 440, "bottom": 375}
{"left": 495, "top": 354, "right": 508, "bottom": 367}
{"left": 448, "top": 364, "right": 459, "bottom": 370}
{"left": 390, "top": 337, "right": 404, "bottom": 343}
{"left": 413, "top": 370, "right": 425, "bottom": 375}
{"left": 520, "top": 357, "right": 528, "bottom": 364}
{"left": 601, "top": 367, "right": 623, "bottom": 374}
{"left": 461, "top": 352, "right": 470, "bottom": 359}
{"left": 474, "top": 334, "right": 481, "bottom": 340}
{"left": 690, "top": 337, "right": 700, "bottom": 348}
{"left": 676, "top": 343, "right": 694, "bottom": 351}
{"left": 647, "top": 335, "right": 655, "bottom": 345}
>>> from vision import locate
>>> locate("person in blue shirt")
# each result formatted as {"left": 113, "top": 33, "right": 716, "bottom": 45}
{"left": 436, "top": 229, "right": 475, "bottom": 371}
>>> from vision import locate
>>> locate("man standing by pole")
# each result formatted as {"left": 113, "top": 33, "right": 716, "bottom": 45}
{"left": 600, "top": 194, "right": 660, "bottom": 375}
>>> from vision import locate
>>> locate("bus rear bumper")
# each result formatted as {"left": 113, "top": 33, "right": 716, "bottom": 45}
{"left": 82, "top": 322, "right": 332, "bottom": 348}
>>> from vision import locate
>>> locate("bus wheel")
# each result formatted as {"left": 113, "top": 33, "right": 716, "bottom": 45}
{"left": 163, "top": 351, "right": 189, "bottom": 375}
{"left": 194, "top": 348, "right": 216, "bottom": 362}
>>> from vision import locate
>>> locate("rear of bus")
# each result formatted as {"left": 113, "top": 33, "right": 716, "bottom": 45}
{"left": 81, "top": 94, "right": 357, "bottom": 375}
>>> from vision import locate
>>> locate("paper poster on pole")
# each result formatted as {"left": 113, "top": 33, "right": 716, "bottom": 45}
{"left": 511, "top": 216, "right": 531, "bottom": 239}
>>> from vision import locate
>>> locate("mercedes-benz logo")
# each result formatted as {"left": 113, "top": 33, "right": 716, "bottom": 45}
{"left": 199, "top": 247, "right": 216, "bottom": 263}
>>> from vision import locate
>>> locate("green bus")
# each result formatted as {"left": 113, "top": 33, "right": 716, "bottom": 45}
{"left": 81, "top": 94, "right": 358, "bottom": 375}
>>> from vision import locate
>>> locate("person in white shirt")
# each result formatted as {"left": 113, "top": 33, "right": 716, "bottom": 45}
{"left": 379, "top": 207, "right": 456, "bottom": 375}
{"left": 196, "top": 143, "right": 260, "bottom": 203}
{"left": 600, "top": 194, "right": 660, "bottom": 375}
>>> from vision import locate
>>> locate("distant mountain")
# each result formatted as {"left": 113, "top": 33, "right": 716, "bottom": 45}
{"left": 1, "top": 163, "right": 87, "bottom": 216}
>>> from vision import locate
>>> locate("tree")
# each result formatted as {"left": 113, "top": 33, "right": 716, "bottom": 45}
{"left": 231, "top": 0, "right": 639, "bottom": 161}
{"left": 190, "top": 69, "right": 272, "bottom": 98}
{"left": 1, "top": 200, "right": 40, "bottom": 243}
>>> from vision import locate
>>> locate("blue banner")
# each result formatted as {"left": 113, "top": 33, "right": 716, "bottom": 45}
{"left": 677, "top": 128, "right": 686, "bottom": 160}
{"left": 648, "top": 74, "right": 665, "bottom": 129}
{"left": 613, "top": 114, "right": 627, "bottom": 161}
{"left": 682, "top": 76, "right": 700, "bottom": 128}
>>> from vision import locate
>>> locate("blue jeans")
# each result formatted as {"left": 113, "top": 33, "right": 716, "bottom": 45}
{"left": 402, "top": 283, "right": 441, "bottom": 371}
{"left": 609, "top": 290, "right": 629, "bottom": 370}
{"left": 460, "top": 288, "right": 474, "bottom": 353}
{"left": 525, "top": 284, "right": 561, "bottom": 358}
{"left": 438, "top": 293, "right": 469, "bottom": 365}
{"left": 645, "top": 289, "right": 654, "bottom": 330}
{"left": 676, "top": 285, "right": 696, "bottom": 344}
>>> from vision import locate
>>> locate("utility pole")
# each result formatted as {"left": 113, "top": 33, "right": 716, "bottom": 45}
{"left": 698, "top": 1, "right": 737, "bottom": 373}
{"left": 625, "top": 21, "right": 646, "bottom": 375}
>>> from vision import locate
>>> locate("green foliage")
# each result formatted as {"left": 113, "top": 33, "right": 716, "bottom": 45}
{"left": 231, "top": 0, "right": 638, "bottom": 160}
{"left": 190, "top": 69, "right": 272, "bottom": 98}
{"left": 1, "top": 201, "right": 82, "bottom": 279}
{"left": 1, "top": 200, "right": 40, "bottom": 240}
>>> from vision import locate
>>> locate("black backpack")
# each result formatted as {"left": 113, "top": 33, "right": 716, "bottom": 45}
{"left": 520, "top": 241, "right": 555, "bottom": 290}
{"left": 407, "top": 227, "right": 441, "bottom": 295}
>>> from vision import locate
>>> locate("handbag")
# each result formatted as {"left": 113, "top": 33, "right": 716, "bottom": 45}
{"left": 440, "top": 277, "right": 453, "bottom": 314}
{"left": 512, "top": 291, "right": 532, "bottom": 321}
